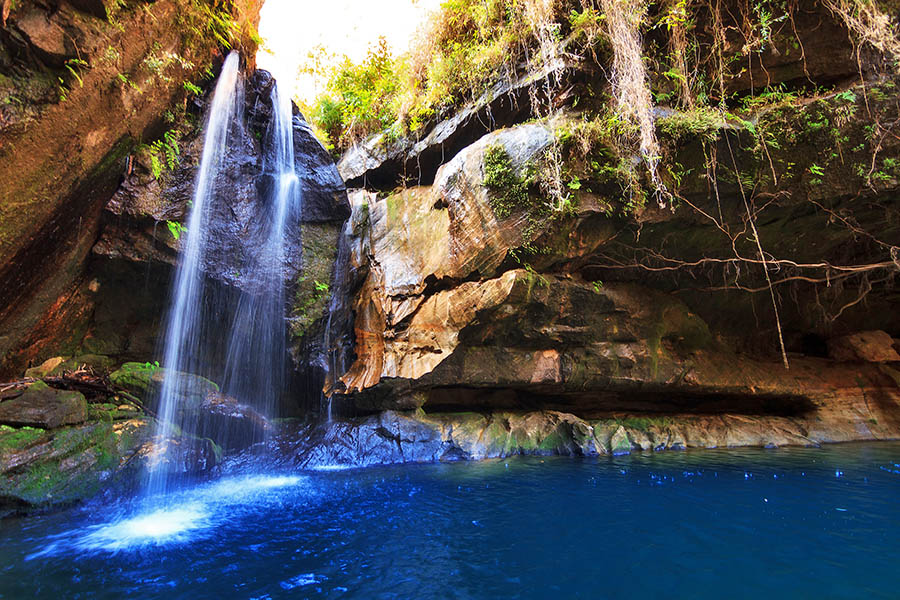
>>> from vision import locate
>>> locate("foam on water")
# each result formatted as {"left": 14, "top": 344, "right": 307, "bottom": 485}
{"left": 75, "top": 505, "right": 211, "bottom": 551}
{"left": 28, "top": 474, "right": 305, "bottom": 558}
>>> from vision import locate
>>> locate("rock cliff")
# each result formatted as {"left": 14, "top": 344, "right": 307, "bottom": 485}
{"left": 0, "top": 0, "right": 261, "bottom": 378}
{"left": 310, "top": 0, "right": 900, "bottom": 455}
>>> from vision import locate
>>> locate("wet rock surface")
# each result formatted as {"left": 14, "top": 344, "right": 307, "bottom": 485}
{"left": 278, "top": 386, "right": 900, "bottom": 468}
{"left": 0, "top": 381, "right": 87, "bottom": 429}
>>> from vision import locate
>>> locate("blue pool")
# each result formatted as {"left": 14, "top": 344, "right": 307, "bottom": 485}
{"left": 2, "top": 442, "right": 899, "bottom": 599}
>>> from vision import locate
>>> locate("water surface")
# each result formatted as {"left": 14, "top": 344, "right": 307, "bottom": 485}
{"left": 2, "top": 443, "right": 899, "bottom": 599}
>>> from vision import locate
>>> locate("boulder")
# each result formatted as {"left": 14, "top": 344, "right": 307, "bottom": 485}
{"left": 192, "top": 391, "right": 271, "bottom": 451}
{"left": 14, "top": 6, "right": 79, "bottom": 66}
{"left": 828, "top": 331, "right": 900, "bottom": 363}
{"left": 0, "top": 419, "right": 149, "bottom": 510}
{"left": 0, "top": 381, "right": 87, "bottom": 428}
{"left": 23, "top": 356, "right": 66, "bottom": 379}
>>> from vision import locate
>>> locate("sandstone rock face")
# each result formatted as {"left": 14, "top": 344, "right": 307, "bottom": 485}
{"left": 828, "top": 331, "right": 900, "bottom": 363}
{"left": 279, "top": 380, "right": 900, "bottom": 468}
{"left": 323, "top": 64, "right": 900, "bottom": 450}
{"left": 0, "top": 0, "right": 262, "bottom": 379}
{"left": 0, "top": 382, "right": 87, "bottom": 429}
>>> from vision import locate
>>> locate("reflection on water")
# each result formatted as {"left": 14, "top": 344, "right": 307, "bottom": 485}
{"left": 2, "top": 443, "right": 899, "bottom": 599}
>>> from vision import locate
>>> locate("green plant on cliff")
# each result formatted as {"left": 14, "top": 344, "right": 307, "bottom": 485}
{"left": 483, "top": 143, "right": 530, "bottom": 219}
{"left": 166, "top": 220, "right": 186, "bottom": 241}
{"left": 142, "top": 129, "right": 182, "bottom": 179}
{"left": 63, "top": 58, "right": 89, "bottom": 88}
{"left": 308, "top": 0, "right": 572, "bottom": 152}
{"left": 310, "top": 38, "right": 400, "bottom": 152}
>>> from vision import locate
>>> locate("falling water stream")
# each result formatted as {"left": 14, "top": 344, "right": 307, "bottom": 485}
{"left": 147, "top": 51, "right": 301, "bottom": 498}
{"left": 220, "top": 76, "right": 300, "bottom": 438}
{"left": 321, "top": 220, "right": 352, "bottom": 421}
{"left": 147, "top": 51, "right": 243, "bottom": 497}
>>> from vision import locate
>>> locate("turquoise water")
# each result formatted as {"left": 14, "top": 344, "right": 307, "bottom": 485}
{"left": 1, "top": 442, "right": 899, "bottom": 599}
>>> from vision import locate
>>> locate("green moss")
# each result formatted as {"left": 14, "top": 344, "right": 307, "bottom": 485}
{"left": 110, "top": 361, "right": 160, "bottom": 397}
{"left": 657, "top": 107, "right": 725, "bottom": 143}
{"left": 483, "top": 144, "right": 530, "bottom": 219}
{"left": 0, "top": 422, "right": 121, "bottom": 506}
{"left": 0, "top": 425, "right": 47, "bottom": 453}
{"left": 537, "top": 429, "right": 565, "bottom": 453}
{"left": 290, "top": 223, "right": 341, "bottom": 342}
{"left": 615, "top": 416, "right": 673, "bottom": 431}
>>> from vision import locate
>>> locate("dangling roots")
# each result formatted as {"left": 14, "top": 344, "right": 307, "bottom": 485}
{"left": 600, "top": 0, "right": 670, "bottom": 206}
{"left": 823, "top": 0, "right": 900, "bottom": 62}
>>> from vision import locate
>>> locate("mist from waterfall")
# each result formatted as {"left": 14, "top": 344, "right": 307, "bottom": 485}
{"left": 146, "top": 51, "right": 301, "bottom": 497}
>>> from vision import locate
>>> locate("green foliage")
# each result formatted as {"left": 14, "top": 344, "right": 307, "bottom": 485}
{"left": 292, "top": 277, "right": 332, "bottom": 326}
{"left": 132, "top": 360, "right": 160, "bottom": 373}
{"left": 142, "top": 129, "right": 181, "bottom": 179}
{"left": 309, "top": 0, "right": 571, "bottom": 151}
{"left": 183, "top": 81, "right": 203, "bottom": 95}
{"left": 142, "top": 47, "right": 194, "bottom": 83}
{"left": 64, "top": 58, "right": 89, "bottom": 88}
{"left": 166, "top": 221, "right": 186, "bottom": 240}
{"left": 116, "top": 71, "right": 141, "bottom": 92}
{"left": 483, "top": 143, "right": 529, "bottom": 219}
{"left": 310, "top": 38, "right": 400, "bottom": 152}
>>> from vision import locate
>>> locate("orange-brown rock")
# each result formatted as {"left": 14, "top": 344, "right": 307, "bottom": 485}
{"left": 0, "top": 0, "right": 262, "bottom": 378}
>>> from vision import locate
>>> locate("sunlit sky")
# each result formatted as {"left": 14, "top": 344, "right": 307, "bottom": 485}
{"left": 256, "top": 0, "right": 442, "bottom": 105}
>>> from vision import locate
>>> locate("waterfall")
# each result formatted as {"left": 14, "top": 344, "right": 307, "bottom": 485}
{"left": 220, "top": 80, "right": 300, "bottom": 434}
{"left": 147, "top": 51, "right": 243, "bottom": 497}
{"left": 146, "top": 53, "right": 302, "bottom": 497}
{"left": 321, "top": 220, "right": 352, "bottom": 421}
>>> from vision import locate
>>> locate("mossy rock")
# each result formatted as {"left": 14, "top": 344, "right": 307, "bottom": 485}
{"left": 609, "top": 426, "right": 632, "bottom": 455}
{"left": 0, "top": 420, "right": 143, "bottom": 508}
{"left": 109, "top": 361, "right": 162, "bottom": 398}
{"left": 290, "top": 222, "right": 341, "bottom": 342}
{"left": 0, "top": 425, "right": 48, "bottom": 457}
